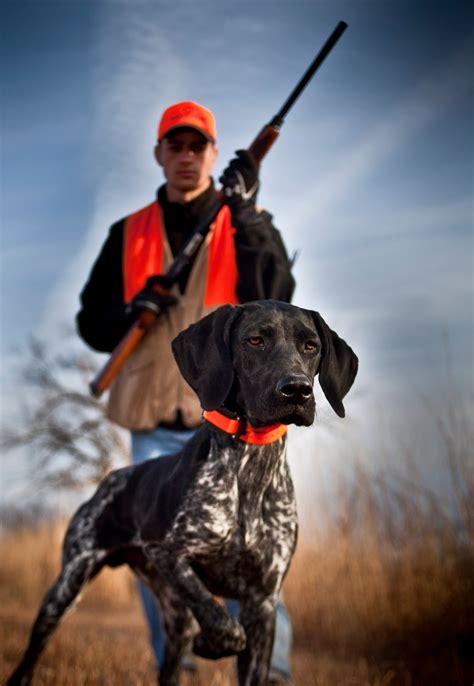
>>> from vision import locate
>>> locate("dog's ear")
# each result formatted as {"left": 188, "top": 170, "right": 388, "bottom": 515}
{"left": 311, "top": 311, "right": 358, "bottom": 418}
{"left": 172, "top": 305, "right": 242, "bottom": 410}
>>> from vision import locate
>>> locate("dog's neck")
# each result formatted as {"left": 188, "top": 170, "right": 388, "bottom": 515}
{"left": 204, "top": 415, "right": 291, "bottom": 504}
{"left": 203, "top": 409, "right": 287, "bottom": 445}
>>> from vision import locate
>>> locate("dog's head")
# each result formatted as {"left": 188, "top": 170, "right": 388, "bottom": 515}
{"left": 172, "top": 300, "right": 358, "bottom": 427}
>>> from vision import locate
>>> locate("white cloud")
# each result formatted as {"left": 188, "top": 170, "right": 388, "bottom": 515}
{"left": 39, "top": 7, "right": 189, "bottom": 340}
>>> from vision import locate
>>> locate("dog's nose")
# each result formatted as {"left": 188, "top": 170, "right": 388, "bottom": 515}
{"left": 276, "top": 375, "right": 313, "bottom": 403}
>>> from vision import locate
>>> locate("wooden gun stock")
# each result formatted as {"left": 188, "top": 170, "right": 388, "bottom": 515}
{"left": 248, "top": 119, "right": 282, "bottom": 165}
{"left": 89, "top": 21, "right": 348, "bottom": 398}
{"left": 90, "top": 312, "right": 155, "bottom": 397}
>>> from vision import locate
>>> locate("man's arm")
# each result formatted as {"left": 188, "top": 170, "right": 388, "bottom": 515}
{"left": 233, "top": 209, "right": 295, "bottom": 303}
{"left": 220, "top": 151, "right": 296, "bottom": 303}
{"left": 76, "top": 221, "right": 135, "bottom": 352}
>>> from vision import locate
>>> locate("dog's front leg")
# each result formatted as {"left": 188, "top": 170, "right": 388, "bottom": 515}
{"left": 237, "top": 595, "right": 277, "bottom": 686}
{"left": 145, "top": 545, "right": 246, "bottom": 661}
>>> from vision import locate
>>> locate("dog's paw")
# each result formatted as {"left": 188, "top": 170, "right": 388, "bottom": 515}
{"left": 193, "top": 618, "right": 246, "bottom": 659}
{"left": 193, "top": 633, "right": 232, "bottom": 660}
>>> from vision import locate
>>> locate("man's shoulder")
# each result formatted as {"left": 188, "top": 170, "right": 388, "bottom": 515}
{"left": 110, "top": 200, "right": 160, "bottom": 232}
{"left": 125, "top": 199, "right": 159, "bottom": 221}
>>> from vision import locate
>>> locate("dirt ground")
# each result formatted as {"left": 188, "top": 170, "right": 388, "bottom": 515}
{"left": 0, "top": 599, "right": 426, "bottom": 686}
{"left": 1, "top": 601, "right": 357, "bottom": 686}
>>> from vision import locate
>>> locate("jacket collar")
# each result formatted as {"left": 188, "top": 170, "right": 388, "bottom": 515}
{"left": 157, "top": 180, "right": 217, "bottom": 229}
{"left": 203, "top": 409, "right": 287, "bottom": 445}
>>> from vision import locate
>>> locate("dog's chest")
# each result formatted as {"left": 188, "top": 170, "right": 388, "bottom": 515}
{"left": 165, "top": 438, "right": 297, "bottom": 594}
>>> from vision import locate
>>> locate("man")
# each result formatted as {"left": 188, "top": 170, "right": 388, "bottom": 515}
{"left": 77, "top": 101, "right": 295, "bottom": 683}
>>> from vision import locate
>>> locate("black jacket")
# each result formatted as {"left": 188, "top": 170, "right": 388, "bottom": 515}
{"left": 77, "top": 183, "right": 295, "bottom": 352}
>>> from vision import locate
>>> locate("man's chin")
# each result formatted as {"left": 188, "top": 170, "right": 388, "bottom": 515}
{"left": 174, "top": 178, "right": 197, "bottom": 190}
{"left": 167, "top": 176, "right": 210, "bottom": 200}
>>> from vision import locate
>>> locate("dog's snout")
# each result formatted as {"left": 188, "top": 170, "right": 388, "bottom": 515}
{"left": 276, "top": 374, "right": 313, "bottom": 402}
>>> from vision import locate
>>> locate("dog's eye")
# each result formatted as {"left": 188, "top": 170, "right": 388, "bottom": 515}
{"left": 246, "top": 336, "right": 264, "bottom": 347}
{"left": 304, "top": 340, "right": 320, "bottom": 352}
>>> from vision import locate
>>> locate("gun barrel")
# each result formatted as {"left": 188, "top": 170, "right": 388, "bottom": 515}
{"left": 277, "top": 21, "right": 348, "bottom": 122}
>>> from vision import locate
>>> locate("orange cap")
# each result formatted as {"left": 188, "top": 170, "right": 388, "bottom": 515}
{"left": 157, "top": 101, "right": 217, "bottom": 142}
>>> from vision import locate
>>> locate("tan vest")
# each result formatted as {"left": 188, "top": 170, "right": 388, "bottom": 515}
{"left": 106, "top": 201, "right": 239, "bottom": 430}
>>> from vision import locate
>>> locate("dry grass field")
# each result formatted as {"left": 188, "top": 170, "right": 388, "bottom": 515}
{"left": 1, "top": 422, "right": 473, "bottom": 685}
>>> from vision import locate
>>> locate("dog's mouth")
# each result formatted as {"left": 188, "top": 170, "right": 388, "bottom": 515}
{"left": 276, "top": 404, "right": 315, "bottom": 426}
{"left": 230, "top": 381, "right": 315, "bottom": 429}
{"left": 279, "top": 412, "right": 311, "bottom": 426}
{"left": 246, "top": 398, "right": 315, "bottom": 428}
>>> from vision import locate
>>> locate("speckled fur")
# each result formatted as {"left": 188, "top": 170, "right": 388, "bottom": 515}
{"left": 9, "top": 301, "right": 357, "bottom": 686}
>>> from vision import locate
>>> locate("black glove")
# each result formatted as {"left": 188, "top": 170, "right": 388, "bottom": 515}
{"left": 219, "top": 149, "right": 259, "bottom": 205}
{"left": 127, "top": 275, "right": 178, "bottom": 316}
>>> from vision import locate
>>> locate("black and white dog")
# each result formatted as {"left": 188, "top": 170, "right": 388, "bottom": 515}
{"left": 9, "top": 300, "right": 358, "bottom": 686}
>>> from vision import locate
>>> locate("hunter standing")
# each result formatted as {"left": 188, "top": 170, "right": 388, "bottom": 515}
{"left": 77, "top": 100, "right": 295, "bottom": 683}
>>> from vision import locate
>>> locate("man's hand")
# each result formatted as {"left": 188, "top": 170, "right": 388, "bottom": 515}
{"left": 220, "top": 150, "right": 259, "bottom": 205}
{"left": 127, "top": 275, "right": 178, "bottom": 316}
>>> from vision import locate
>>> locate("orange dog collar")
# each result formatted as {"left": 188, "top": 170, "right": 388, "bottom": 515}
{"left": 203, "top": 410, "right": 287, "bottom": 445}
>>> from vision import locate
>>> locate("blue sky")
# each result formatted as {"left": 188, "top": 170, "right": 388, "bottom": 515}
{"left": 1, "top": 1, "right": 473, "bottom": 507}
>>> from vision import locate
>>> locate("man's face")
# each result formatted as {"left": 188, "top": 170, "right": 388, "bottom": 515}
{"left": 155, "top": 129, "right": 218, "bottom": 201}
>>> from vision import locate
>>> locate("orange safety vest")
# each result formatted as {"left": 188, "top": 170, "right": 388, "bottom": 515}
{"left": 123, "top": 201, "right": 239, "bottom": 306}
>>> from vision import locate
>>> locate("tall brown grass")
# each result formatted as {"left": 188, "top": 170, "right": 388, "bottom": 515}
{"left": 1, "top": 410, "right": 473, "bottom": 685}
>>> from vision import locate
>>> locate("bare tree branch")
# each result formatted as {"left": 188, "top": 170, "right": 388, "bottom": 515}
{"left": 1, "top": 339, "right": 129, "bottom": 491}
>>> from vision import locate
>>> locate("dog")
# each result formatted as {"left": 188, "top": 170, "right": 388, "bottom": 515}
{"left": 9, "top": 300, "right": 358, "bottom": 686}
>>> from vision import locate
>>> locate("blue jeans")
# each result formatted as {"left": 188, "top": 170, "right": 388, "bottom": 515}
{"left": 131, "top": 426, "right": 292, "bottom": 678}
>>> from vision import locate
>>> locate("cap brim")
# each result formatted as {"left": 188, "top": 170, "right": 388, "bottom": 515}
{"left": 160, "top": 125, "right": 215, "bottom": 143}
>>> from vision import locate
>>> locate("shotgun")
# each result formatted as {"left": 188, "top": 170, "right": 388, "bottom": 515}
{"left": 90, "top": 20, "right": 348, "bottom": 397}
